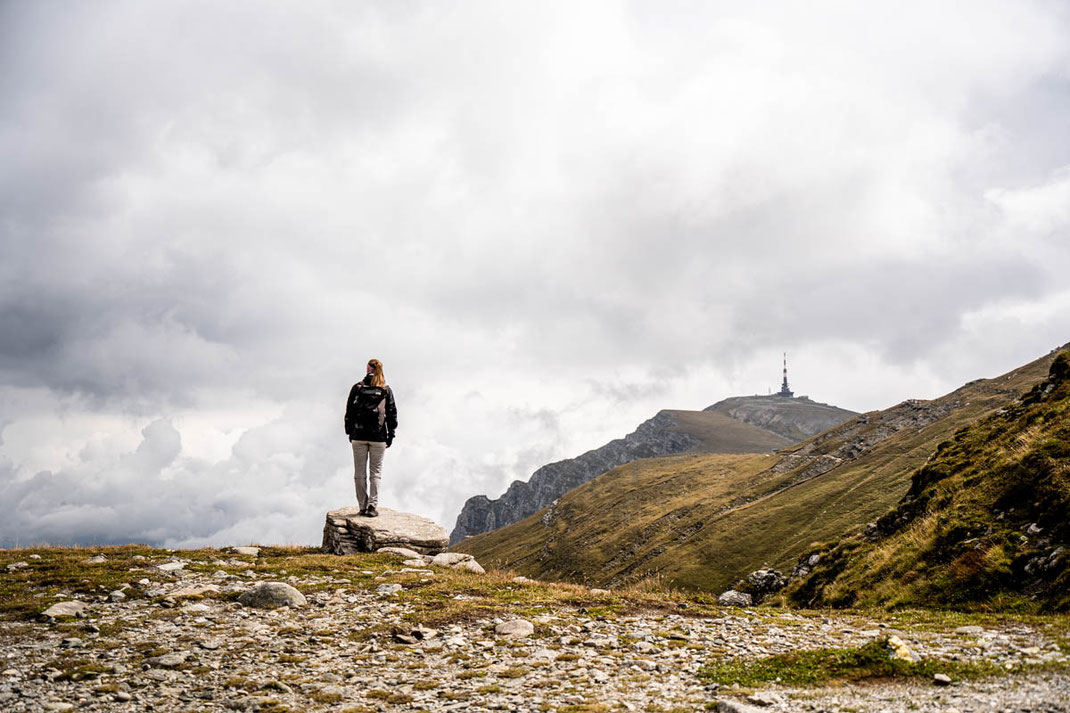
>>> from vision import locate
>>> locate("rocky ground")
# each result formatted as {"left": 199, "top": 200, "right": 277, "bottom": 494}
{"left": 1, "top": 547, "right": 1068, "bottom": 713}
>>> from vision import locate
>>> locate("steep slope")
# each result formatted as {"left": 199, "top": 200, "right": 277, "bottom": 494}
{"left": 453, "top": 346, "right": 1066, "bottom": 593}
{"left": 787, "top": 351, "right": 1070, "bottom": 612}
{"left": 449, "top": 409, "right": 794, "bottom": 544}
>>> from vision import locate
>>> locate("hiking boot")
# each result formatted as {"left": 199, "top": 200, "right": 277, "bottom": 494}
{"left": 358, "top": 508, "right": 368, "bottom": 517}
{"left": 366, "top": 505, "right": 378, "bottom": 518}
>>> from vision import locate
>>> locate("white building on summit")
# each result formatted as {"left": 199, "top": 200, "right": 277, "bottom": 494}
{"left": 777, "top": 352, "right": 794, "bottom": 397}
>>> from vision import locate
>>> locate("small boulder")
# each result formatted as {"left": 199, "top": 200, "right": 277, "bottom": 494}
{"left": 456, "top": 559, "right": 486, "bottom": 574}
{"left": 934, "top": 673, "right": 952, "bottom": 686}
{"left": 41, "top": 601, "right": 88, "bottom": 619}
{"left": 83, "top": 555, "right": 108, "bottom": 564}
{"left": 430, "top": 552, "right": 473, "bottom": 567}
{"left": 237, "top": 582, "right": 307, "bottom": 609}
{"left": 229, "top": 546, "right": 261, "bottom": 556}
{"left": 745, "top": 568, "right": 787, "bottom": 597}
{"left": 376, "top": 583, "right": 403, "bottom": 596}
{"left": 495, "top": 619, "right": 534, "bottom": 639}
{"left": 717, "top": 590, "right": 752, "bottom": 607}
{"left": 322, "top": 507, "right": 449, "bottom": 555}
{"left": 886, "top": 635, "right": 918, "bottom": 662}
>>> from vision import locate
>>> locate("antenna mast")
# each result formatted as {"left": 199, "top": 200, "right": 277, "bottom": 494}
{"left": 778, "top": 352, "right": 794, "bottom": 397}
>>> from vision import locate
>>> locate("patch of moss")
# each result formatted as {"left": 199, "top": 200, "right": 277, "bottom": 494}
{"left": 699, "top": 639, "right": 1003, "bottom": 687}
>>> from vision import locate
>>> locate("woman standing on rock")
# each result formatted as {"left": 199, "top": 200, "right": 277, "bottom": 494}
{"left": 344, "top": 358, "right": 398, "bottom": 517}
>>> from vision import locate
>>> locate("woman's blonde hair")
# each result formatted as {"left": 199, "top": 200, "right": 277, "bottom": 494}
{"left": 367, "top": 359, "right": 386, "bottom": 388}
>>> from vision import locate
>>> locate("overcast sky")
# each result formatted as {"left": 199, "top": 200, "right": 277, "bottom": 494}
{"left": 2, "top": 0, "right": 1069, "bottom": 548}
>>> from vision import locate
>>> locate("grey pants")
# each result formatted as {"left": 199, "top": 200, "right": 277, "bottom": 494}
{"left": 351, "top": 440, "right": 386, "bottom": 510}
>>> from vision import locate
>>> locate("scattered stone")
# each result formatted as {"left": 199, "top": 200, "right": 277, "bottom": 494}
{"left": 886, "top": 634, "right": 918, "bottom": 662}
{"left": 197, "top": 639, "right": 222, "bottom": 650}
{"left": 590, "top": 588, "right": 610, "bottom": 595}
{"left": 42, "top": 703, "right": 75, "bottom": 712}
{"left": 107, "top": 590, "right": 126, "bottom": 602}
{"left": 955, "top": 625, "right": 984, "bottom": 635}
{"left": 83, "top": 554, "right": 108, "bottom": 564}
{"left": 377, "top": 546, "right": 425, "bottom": 559}
{"left": 716, "top": 700, "right": 766, "bottom": 713}
{"left": 229, "top": 546, "right": 261, "bottom": 556}
{"left": 456, "top": 559, "right": 486, "bottom": 574}
{"left": 431, "top": 552, "right": 473, "bottom": 567}
{"left": 513, "top": 576, "right": 532, "bottom": 583}
{"left": 746, "top": 691, "right": 785, "bottom": 706}
{"left": 145, "top": 653, "right": 189, "bottom": 668}
{"left": 934, "top": 673, "right": 953, "bottom": 686}
{"left": 59, "top": 637, "right": 83, "bottom": 649}
{"left": 41, "top": 601, "right": 88, "bottom": 619}
{"left": 402, "top": 558, "right": 427, "bottom": 567}
{"left": 746, "top": 568, "right": 787, "bottom": 597}
{"left": 157, "top": 561, "right": 186, "bottom": 573}
{"left": 237, "top": 582, "right": 307, "bottom": 609}
{"left": 6, "top": 561, "right": 29, "bottom": 572}
{"left": 376, "top": 583, "right": 404, "bottom": 595}
{"left": 717, "top": 590, "right": 753, "bottom": 607}
{"left": 322, "top": 506, "right": 449, "bottom": 555}
{"left": 392, "top": 626, "right": 439, "bottom": 644}
{"left": 170, "top": 584, "right": 220, "bottom": 598}
{"left": 495, "top": 619, "right": 534, "bottom": 639}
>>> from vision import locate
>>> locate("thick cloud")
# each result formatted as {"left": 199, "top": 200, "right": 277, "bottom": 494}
{"left": 2, "top": 1, "right": 1069, "bottom": 547}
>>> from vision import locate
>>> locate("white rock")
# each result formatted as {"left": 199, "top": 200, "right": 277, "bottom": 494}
{"left": 83, "top": 555, "right": 108, "bottom": 564}
{"left": 430, "top": 552, "right": 474, "bottom": 567}
{"left": 376, "top": 583, "right": 404, "bottom": 595}
{"left": 41, "top": 601, "right": 88, "bottom": 618}
{"left": 106, "top": 590, "right": 126, "bottom": 602}
{"left": 746, "top": 691, "right": 786, "bottom": 706}
{"left": 717, "top": 590, "right": 753, "bottom": 607}
{"left": 934, "top": 673, "right": 952, "bottom": 685}
{"left": 495, "top": 619, "right": 534, "bottom": 639}
{"left": 402, "top": 559, "right": 427, "bottom": 567}
{"left": 157, "top": 562, "right": 186, "bottom": 572}
{"left": 230, "top": 546, "right": 261, "bottom": 556}
{"left": 456, "top": 559, "right": 486, "bottom": 574}
{"left": 378, "top": 546, "right": 425, "bottom": 559}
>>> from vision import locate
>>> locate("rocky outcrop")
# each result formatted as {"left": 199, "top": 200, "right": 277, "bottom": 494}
{"left": 322, "top": 507, "right": 448, "bottom": 555}
{"left": 705, "top": 395, "right": 857, "bottom": 442}
{"left": 450, "top": 398, "right": 857, "bottom": 545}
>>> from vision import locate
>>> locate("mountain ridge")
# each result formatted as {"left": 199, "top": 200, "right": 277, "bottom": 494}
{"left": 453, "top": 345, "right": 1066, "bottom": 593}
{"left": 450, "top": 395, "right": 857, "bottom": 545}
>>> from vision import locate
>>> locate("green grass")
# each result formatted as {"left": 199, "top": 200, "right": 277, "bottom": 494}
{"left": 789, "top": 351, "right": 1070, "bottom": 612}
{"left": 699, "top": 639, "right": 1003, "bottom": 687}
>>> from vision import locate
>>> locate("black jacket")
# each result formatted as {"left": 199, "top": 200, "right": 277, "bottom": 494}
{"left": 344, "top": 376, "right": 398, "bottom": 443}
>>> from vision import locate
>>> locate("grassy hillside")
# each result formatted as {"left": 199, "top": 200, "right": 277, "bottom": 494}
{"left": 787, "top": 351, "right": 1070, "bottom": 612}
{"left": 663, "top": 409, "right": 792, "bottom": 452}
{"left": 455, "top": 346, "right": 1065, "bottom": 594}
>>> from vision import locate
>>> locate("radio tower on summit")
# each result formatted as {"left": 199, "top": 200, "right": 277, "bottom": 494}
{"left": 777, "top": 352, "right": 794, "bottom": 398}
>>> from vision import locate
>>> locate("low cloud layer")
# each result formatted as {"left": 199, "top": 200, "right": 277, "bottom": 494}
{"left": 2, "top": 1, "right": 1069, "bottom": 547}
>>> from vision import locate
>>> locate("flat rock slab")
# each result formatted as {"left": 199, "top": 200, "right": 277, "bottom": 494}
{"left": 322, "top": 507, "right": 449, "bottom": 555}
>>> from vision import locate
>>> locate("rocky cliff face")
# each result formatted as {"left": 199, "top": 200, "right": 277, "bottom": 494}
{"left": 450, "top": 397, "right": 856, "bottom": 545}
